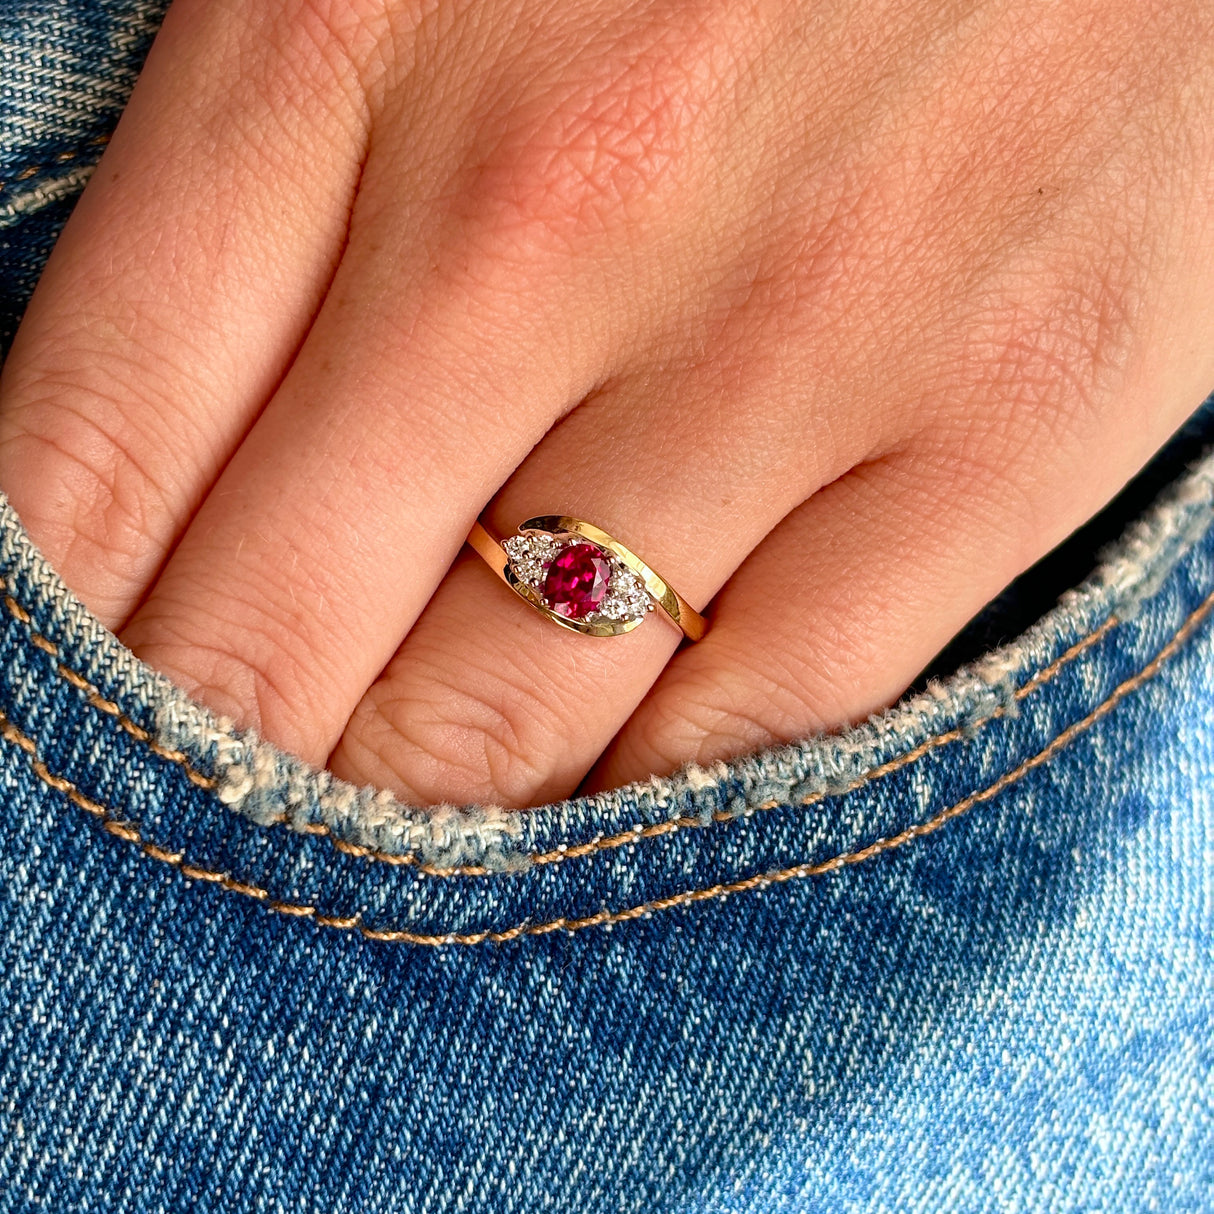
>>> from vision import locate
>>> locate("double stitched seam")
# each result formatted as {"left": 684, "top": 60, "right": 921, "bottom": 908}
{"left": 1, "top": 573, "right": 1117, "bottom": 875}
{"left": 3, "top": 589, "right": 218, "bottom": 791}
{"left": 0, "top": 135, "right": 111, "bottom": 197}
{"left": 3, "top": 584, "right": 1211, "bottom": 946}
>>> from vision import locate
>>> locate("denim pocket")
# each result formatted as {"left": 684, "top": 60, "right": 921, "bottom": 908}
{"left": 2, "top": 418, "right": 1213, "bottom": 945}
{"left": 1, "top": 421, "right": 1212, "bottom": 1213}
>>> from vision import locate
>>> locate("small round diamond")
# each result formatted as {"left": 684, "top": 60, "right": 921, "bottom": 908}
{"left": 503, "top": 533, "right": 560, "bottom": 588}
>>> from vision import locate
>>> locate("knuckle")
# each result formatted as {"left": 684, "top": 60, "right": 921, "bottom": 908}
{"left": 483, "top": 76, "right": 688, "bottom": 242}
{"left": 0, "top": 378, "right": 174, "bottom": 604}
{"left": 260, "top": 0, "right": 392, "bottom": 103}
{"left": 947, "top": 246, "right": 1143, "bottom": 467}
{"left": 168, "top": 644, "right": 287, "bottom": 738}
{"left": 132, "top": 594, "right": 325, "bottom": 753}
{"left": 345, "top": 648, "right": 589, "bottom": 808}
{"left": 630, "top": 663, "right": 787, "bottom": 776}
{"left": 971, "top": 277, "right": 1134, "bottom": 416}
{"left": 355, "top": 690, "right": 549, "bottom": 809}
{"left": 463, "top": 3, "right": 765, "bottom": 249}
{"left": 628, "top": 626, "right": 899, "bottom": 781}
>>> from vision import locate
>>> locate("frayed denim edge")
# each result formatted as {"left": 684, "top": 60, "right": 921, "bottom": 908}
{"left": 1, "top": 444, "right": 1212, "bottom": 871}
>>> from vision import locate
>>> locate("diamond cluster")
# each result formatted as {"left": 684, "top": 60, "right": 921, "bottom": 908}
{"left": 595, "top": 563, "right": 651, "bottom": 620}
{"left": 502, "top": 532, "right": 654, "bottom": 626}
{"left": 502, "top": 533, "right": 560, "bottom": 586}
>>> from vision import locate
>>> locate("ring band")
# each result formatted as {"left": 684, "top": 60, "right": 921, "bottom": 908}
{"left": 466, "top": 515, "right": 709, "bottom": 642}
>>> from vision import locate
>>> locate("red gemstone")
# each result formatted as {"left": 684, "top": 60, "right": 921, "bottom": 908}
{"left": 542, "top": 543, "right": 612, "bottom": 619}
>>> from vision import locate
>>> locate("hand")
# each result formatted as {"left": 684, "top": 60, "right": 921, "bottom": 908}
{"left": 2, "top": 0, "right": 1212, "bottom": 808}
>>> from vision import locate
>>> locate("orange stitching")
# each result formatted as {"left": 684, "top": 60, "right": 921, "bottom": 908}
{"left": 4, "top": 583, "right": 1210, "bottom": 946}
{"left": 522, "top": 614, "right": 1122, "bottom": 866}
{"left": 0, "top": 135, "right": 111, "bottom": 195}
{"left": 2, "top": 575, "right": 1119, "bottom": 876}
{"left": 3, "top": 590, "right": 219, "bottom": 792}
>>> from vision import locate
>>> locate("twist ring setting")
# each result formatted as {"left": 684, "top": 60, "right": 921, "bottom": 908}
{"left": 466, "top": 515, "right": 709, "bottom": 642}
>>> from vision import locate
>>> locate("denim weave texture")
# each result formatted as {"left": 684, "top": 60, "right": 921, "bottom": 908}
{"left": 0, "top": 2, "right": 1212, "bottom": 1211}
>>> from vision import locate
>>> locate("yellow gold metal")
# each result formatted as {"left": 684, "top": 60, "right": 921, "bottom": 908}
{"left": 466, "top": 516, "right": 709, "bottom": 641}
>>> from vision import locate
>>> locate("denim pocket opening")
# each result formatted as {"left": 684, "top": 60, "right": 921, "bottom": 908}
{"left": 1, "top": 394, "right": 1213, "bottom": 944}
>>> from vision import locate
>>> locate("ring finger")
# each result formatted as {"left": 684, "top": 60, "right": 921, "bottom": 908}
{"left": 326, "top": 347, "right": 877, "bottom": 808}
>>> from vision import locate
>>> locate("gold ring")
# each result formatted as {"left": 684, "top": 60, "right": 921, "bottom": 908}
{"left": 466, "top": 515, "right": 709, "bottom": 642}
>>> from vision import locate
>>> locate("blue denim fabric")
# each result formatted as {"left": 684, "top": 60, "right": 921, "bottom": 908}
{"left": 1, "top": 3, "right": 1212, "bottom": 1211}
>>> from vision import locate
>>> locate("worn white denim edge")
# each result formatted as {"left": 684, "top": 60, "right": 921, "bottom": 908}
{"left": 0, "top": 162, "right": 98, "bottom": 227}
{"left": 1, "top": 446, "right": 1213, "bottom": 869}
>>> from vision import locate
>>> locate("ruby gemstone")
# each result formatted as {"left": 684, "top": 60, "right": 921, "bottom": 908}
{"left": 542, "top": 544, "right": 612, "bottom": 619}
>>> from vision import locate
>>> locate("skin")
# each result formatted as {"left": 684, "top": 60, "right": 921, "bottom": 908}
{"left": 0, "top": 0, "right": 1212, "bottom": 809}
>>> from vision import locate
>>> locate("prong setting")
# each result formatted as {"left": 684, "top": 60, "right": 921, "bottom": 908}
{"left": 467, "top": 514, "right": 707, "bottom": 642}
{"left": 502, "top": 528, "right": 654, "bottom": 632}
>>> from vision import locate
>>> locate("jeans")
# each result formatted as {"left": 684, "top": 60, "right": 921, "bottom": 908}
{"left": 1, "top": 3, "right": 1212, "bottom": 1211}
